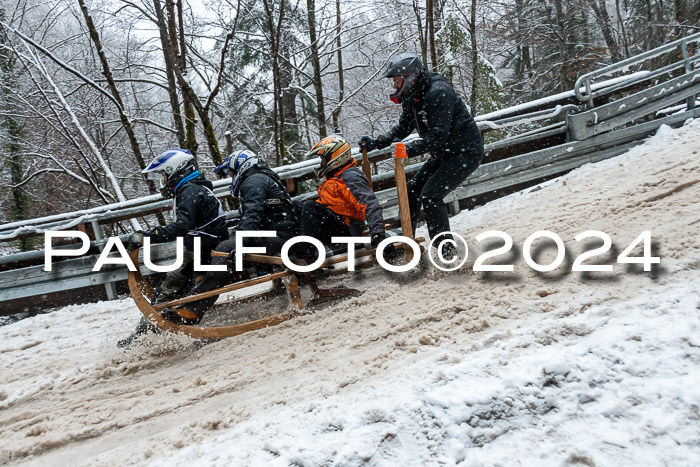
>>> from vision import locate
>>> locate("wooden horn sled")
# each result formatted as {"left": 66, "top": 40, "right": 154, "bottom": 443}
{"left": 127, "top": 148, "right": 420, "bottom": 340}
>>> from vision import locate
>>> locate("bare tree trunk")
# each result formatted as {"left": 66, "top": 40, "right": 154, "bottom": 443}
{"left": 306, "top": 0, "right": 326, "bottom": 138}
{"left": 615, "top": 0, "right": 630, "bottom": 58}
{"left": 587, "top": 0, "right": 622, "bottom": 62}
{"left": 78, "top": 0, "right": 161, "bottom": 198}
{"left": 426, "top": 0, "right": 438, "bottom": 70}
{"left": 551, "top": 0, "right": 569, "bottom": 91}
{"left": 262, "top": 0, "right": 286, "bottom": 165}
{"left": 152, "top": 0, "right": 186, "bottom": 148}
{"left": 332, "top": 0, "right": 344, "bottom": 133}
{"left": 175, "top": 0, "right": 198, "bottom": 156}
{"left": 153, "top": 0, "right": 222, "bottom": 165}
{"left": 413, "top": 0, "right": 428, "bottom": 66}
{"left": 280, "top": 47, "right": 299, "bottom": 156}
{"left": 644, "top": 0, "right": 654, "bottom": 49}
{"left": 470, "top": 0, "right": 478, "bottom": 112}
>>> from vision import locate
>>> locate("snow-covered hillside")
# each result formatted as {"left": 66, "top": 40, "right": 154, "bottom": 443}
{"left": 1, "top": 120, "right": 699, "bottom": 466}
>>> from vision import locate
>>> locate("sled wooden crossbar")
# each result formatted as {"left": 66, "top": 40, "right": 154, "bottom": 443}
{"left": 152, "top": 270, "right": 291, "bottom": 311}
{"left": 210, "top": 237, "right": 425, "bottom": 269}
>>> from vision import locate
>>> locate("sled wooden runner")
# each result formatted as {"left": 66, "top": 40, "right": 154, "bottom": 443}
{"left": 127, "top": 249, "right": 301, "bottom": 339}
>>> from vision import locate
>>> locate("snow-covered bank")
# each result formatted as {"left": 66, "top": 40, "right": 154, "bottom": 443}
{"left": 1, "top": 120, "right": 699, "bottom": 466}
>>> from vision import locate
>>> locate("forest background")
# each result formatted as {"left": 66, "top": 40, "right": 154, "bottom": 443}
{"left": 1, "top": 0, "right": 698, "bottom": 252}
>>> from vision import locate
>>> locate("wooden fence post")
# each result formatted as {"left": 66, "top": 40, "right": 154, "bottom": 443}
{"left": 393, "top": 146, "right": 413, "bottom": 262}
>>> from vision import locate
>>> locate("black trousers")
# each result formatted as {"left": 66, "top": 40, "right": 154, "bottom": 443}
{"left": 407, "top": 151, "right": 481, "bottom": 240}
{"left": 299, "top": 200, "right": 352, "bottom": 246}
{"left": 185, "top": 235, "right": 288, "bottom": 317}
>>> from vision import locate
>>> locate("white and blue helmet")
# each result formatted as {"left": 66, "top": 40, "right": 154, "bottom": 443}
{"left": 214, "top": 150, "right": 259, "bottom": 197}
{"left": 142, "top": 149, "right": 197, "bottom": 198}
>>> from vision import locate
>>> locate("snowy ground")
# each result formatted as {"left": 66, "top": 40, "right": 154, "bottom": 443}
{"left": 1, "top": 120, "right": 699, "bottom": 466}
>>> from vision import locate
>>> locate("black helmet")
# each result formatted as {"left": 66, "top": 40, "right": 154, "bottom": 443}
{"left": 142, "top": 149, "right": 197, "bottom": 198}
{"left": 214, "top": 150, "right": 260, "bottom": 197}
{"left": 377, "top": 52, "right": 424, "bottom": 103}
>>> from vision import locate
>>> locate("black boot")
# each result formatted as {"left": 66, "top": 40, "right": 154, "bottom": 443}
{"left": 117, "top": 316, "right": 161, "bottom": 348}
{"left": 440, "top": 243, "right": 458, "bottom": 262}
{"left": 160, "top": 308, "right": 201, "bottom": 326}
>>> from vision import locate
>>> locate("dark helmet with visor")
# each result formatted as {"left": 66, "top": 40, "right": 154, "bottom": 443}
{"left": 377, "top": 52, "right": 424, "bottom": 104}
{"left": 214, "top": 149, "right": 260, "bottom": 198}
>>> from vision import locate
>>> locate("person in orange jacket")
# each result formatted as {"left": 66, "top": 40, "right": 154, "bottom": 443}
{"left": 297, "top": 135, "right": 388, "bottom": 255}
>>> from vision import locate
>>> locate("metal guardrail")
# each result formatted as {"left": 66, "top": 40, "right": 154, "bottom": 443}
{"left": 574, "top": 31, "right": 700, "bottom": 106}
{"left": 0, "top": 102, "right": 573, "bottom": 243}
{"left": 1, "top": 33, "right": 699, "bottom": 307}
{"left": 568, "top": 70, "right": 700, "bottom": 140}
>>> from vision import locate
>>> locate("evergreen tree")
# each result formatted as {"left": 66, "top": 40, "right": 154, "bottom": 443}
{"left": 436, "top": 12, "right": 502, "bottom": 116}
{"left": 222, "top": 0, "right": 306, "bottom": 166}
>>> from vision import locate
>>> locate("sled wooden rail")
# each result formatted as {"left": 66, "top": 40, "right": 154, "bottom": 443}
{"left": 128, "top": 248, "right": 300, "bottom": 339}
{"left": 129, "top": 232, "right": 424, "bottom": 339}
{"left": 209, "top": 237, "right": 426, "bottom": 267}
{"left": 149, "top": 239, "right": 425, "bottom": 313}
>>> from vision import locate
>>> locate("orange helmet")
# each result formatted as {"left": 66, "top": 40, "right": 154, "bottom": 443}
{"left": 305, "top": 135, "right": 353, "bottom": 179}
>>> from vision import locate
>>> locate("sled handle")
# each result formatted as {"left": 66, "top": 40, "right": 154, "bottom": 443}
{"left": 362, "top": 146, "right": 372, "bottom": 190}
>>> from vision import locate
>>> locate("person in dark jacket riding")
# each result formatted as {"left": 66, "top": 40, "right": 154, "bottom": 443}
{"left": 298, "top": 135, "right": 388, "bottom": 255}
{"left": 181, "top": 150, "right": 299, "bottom": 318}
{"left": 118, "top": 148, "right": 228, "bottom": 348}
{"left": 359, "top": 52, "right": 484, "bottom": 258}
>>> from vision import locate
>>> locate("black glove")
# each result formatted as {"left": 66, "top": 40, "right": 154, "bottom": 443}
{"left": 127, "top": 231, "right": 145, "bottom": 250}
{"left": 374, "top": 134, "right": 393, "bottom": 150}
{"left": 405, "top": 139, "right": 424, "bottom": 159}
{"left": 370, "top": 232, "right": 388, "bottom": 248}
{"left": 358, "top": 136, "right": 376, "bottom": 152}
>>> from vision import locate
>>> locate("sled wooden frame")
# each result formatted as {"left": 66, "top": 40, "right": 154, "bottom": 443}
{"left": 127, "top": 249, "right": 302, "bottom": 339}
{"left": 127, "top": 152, "right": 418, "bottom": 340}
{"left": 127, "top": 238, "right": 424, "bottom": 339}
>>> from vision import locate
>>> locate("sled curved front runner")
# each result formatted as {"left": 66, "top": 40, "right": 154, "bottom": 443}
{"left": 127, "top": 249, "right": 300, "bottom": 339}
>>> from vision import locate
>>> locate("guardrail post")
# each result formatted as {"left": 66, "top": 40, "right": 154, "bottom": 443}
{"left": 584, "top": 78, "right": 594, "bottom": 109}
{"left": 682, "top": 41, "right": 696, "bottom": 111}
{"left": 447, "top": 200, "right": 461, "bottom": 216}
{"left": 91, "top": 219, "right": 117, "bottom": 301}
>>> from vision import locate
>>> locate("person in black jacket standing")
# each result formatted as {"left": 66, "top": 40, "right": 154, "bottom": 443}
{"left": 118, "top": 148, "right": 228, "bottom": 347}
{"left": 181, "top": 150, "right": 299, "bottom": 318}
{"left": 359, "top": 53, "right": 484, "bottom": 258}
